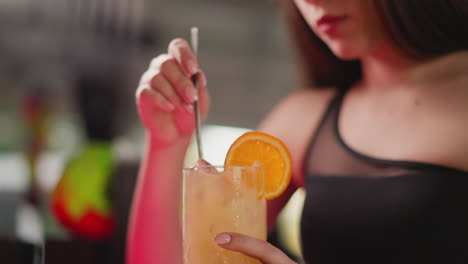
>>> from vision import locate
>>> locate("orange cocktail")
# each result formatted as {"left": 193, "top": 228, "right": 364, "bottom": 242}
{"left": 182, "top": 165, "right": 266, "bottom": 264}
{"left": 183, "top": 131, "right": 293, "bottom": 264}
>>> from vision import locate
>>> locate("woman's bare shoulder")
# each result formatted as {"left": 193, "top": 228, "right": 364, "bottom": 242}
{"left": 452, "top": 75, "right": 468, "bottom": 171}
{"left": 426, "top": 67, "right": 468, "bottom": 172}
{"left": 258, "top": 87, "right": 337, "bottom": 186}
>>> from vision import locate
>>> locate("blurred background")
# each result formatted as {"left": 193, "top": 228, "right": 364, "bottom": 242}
{"left": 0, "top": 0, "right": 304, "bottom": 263}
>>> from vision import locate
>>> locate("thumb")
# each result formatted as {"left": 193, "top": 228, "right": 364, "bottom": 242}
{"left": 214, "top": 232, "right": 297, "bottom": 264}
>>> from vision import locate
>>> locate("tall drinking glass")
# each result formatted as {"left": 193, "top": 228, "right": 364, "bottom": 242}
{"left": 183, "top": 165, "right": 266, "bottom": 264}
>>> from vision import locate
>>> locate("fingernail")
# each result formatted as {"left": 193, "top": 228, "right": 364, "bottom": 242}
{"left": 185, "top": 87, "right": 198, "bottom": 102}
{"left": 184, "top": 104, "right": 194, "bottom": 113}
{"left": 187, "top": 60, "right": 199, "bottom": 75}
{"left": 214, "top": 234, "right": 231, "bottom": 245}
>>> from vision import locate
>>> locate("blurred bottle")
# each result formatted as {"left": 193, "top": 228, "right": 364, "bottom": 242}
{"left": 21, "top": 87, "right": 49, "bottom": 206}
{"left": 19, "top": 85, "right": 49, "bottom": 264}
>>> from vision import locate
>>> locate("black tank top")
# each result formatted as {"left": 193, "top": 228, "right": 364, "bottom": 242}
{"left": 300, "top": 92, "right": 468, "bottom": 264}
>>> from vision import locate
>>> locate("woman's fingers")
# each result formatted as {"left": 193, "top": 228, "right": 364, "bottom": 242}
{"left": 135, "top": 37, "right": 209, "bottom": 145}
{"left": 136, "top": 85, "right": 175, "bottom": 112}
{"left": 150, "top": 73, "right": 183, "bottom": 109}
{"left": 168, "top": 38, "right": 199, "bottom": 76}
{"left": 214, "top": 233, "right": 297, "bottom": 264}
{"left": 159, "top": 56, "right": 198, "bottom": 104}
{"left": 139, "top": 38, "right": 208, "bottom": 120}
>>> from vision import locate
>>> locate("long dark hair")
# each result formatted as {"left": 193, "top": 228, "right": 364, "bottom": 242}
{"left": 281, "top": 0, "right": 468, "bottom": 88}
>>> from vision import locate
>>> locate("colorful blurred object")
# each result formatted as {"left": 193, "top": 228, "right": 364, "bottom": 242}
{"left": 51, "top": 71, "right": 117, "bottom": 240}
{"left": 51, "top": 141, "right": 115, "bottom": 240}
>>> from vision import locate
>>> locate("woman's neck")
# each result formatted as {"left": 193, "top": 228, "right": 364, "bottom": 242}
{"left": 359, "top": 44, "right": 421, "bottom": 90}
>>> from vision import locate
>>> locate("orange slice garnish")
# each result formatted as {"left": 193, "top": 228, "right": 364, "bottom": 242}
{"left": 224, "top": 131, "right": 292, "bottom": 200}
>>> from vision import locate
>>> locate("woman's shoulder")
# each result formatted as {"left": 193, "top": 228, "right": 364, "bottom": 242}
{"left": 416, "top": 51, "right": 468, "bottom": 86}
{"left": 449, "top": 73, "right": 468, "bottom": 172}
{"left": 258, "top": 87, "right": 337, "bottom": 186}
{"left": 423, "top": 57, "right": 468, "bottom": 172}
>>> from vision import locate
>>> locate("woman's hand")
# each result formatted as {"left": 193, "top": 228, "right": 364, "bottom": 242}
{"left": 136, "top": 38, "right": 210, "bottom": 147}
{"left": 214, "top": 233, "right": 298, "bottom": 264}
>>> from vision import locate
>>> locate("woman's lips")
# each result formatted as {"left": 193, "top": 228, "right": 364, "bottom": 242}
{"left": 316, "top": 15, "right": 347, "bottom": 34}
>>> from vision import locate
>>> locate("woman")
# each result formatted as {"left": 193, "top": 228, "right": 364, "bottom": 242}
{"left": 127, "top": 0, "right": 468, "bottom": 263}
